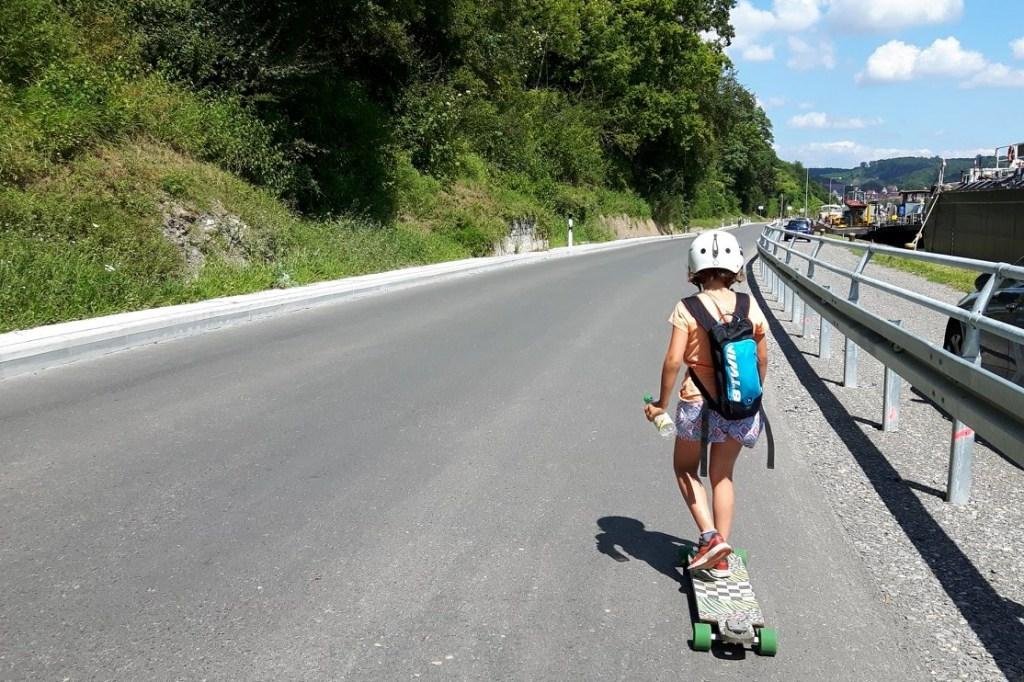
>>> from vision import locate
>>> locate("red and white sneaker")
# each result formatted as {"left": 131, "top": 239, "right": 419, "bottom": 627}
{"left": 687, "top": 533, "right": 732, "bottom": 571}
{"left": 708, "top": 558, "right": 732, "bottom": 579}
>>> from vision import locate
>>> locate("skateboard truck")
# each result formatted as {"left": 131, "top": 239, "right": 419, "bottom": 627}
{"left": 722, "top": 613, "right": 756, "bottom": 644}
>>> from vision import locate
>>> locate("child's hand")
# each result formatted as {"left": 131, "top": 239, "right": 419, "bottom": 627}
{"left": 644, "top": 402, "right": 665, "bottom": 422}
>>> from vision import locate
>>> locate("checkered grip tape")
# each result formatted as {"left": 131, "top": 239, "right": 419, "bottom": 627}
{"left": 692, "top": 579, "right": 756, "bottom": 600}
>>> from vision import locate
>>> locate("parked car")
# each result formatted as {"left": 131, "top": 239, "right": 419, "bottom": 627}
{"left": 783, "top": 218, "right": 812, "bottom": 241}
{"left": 943, "top": 263, "right": 1024, "bottom": 386}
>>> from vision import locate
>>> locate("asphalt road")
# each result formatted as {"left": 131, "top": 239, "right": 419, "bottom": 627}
{"left": 0, "top": 224, "right": 924, "bottom": 680}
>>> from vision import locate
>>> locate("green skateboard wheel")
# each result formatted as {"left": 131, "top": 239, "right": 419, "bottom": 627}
{"left": 756, "top": 627, "right": 778, "bottom": 656}
{"left": 693, "top": 622, "right": 713, "bottom": 651}
{"left": 734, "top": 548, "right": 748, "bottom": 565}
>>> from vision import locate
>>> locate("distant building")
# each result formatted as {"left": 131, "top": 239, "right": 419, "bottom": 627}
{"left": 901, "top": 189, "right": 930, "bottom": 204}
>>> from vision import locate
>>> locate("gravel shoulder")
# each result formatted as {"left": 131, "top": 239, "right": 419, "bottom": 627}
{"left": 753, "top": 239, "right": 1024, "bottom": 682}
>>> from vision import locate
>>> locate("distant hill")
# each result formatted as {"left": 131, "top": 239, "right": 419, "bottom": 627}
{"left": 809, "top": 156, "right": 996, "bottom": 193}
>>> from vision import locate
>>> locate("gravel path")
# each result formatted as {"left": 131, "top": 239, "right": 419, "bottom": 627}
{"left": 753, "top": 239, "right": 1024, "bottom": 682}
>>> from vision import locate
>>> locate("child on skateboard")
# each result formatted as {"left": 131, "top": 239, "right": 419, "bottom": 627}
{"left": 644, "top": 231, "right": 769, "bottom": 578}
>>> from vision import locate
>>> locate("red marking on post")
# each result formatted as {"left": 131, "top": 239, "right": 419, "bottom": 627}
{"left": 886, "top": 409, "right": 897, "bottom": 421}
{"left": 953, "top": 427, "right": 975, "bottom": 441}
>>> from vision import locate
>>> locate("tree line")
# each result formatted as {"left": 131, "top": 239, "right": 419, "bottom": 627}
{"left": 119, "top": 0, "right": 779, "bottom": 223}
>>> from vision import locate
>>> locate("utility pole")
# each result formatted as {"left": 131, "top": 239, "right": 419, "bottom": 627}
{"left": 804, "top": 167, "right": 809, "bottom": 216}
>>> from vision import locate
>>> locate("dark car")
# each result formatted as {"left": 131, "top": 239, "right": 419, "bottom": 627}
{"left": 943, "top": 265, "right": 1024, "bottom": 387}
{"left": 783, "top": 218, "right": 812, "bottom": 241}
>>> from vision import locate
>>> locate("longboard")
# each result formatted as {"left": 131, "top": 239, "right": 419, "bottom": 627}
{"left": 683, "top": 548, "right": 778, "bottom": 656}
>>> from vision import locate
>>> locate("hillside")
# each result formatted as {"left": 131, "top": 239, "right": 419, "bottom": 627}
{"left": 810, "top": 155, "right": 996, "bottom": 192}
{"left": 2, "top": 0, "right": 793, "bottom": 333}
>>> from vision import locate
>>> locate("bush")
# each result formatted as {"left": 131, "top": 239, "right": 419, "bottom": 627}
{"left": 125, "top": 75, "right": 295, "bottom": 195}
{"left": 0, "top": 0, "right": 74, "bottom": 86}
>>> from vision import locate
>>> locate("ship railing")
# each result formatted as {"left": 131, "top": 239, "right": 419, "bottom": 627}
{"left": 757, "top": 225, "right": 1024, "bottom": 505}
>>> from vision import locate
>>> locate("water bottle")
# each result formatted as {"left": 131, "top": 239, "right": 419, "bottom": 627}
{"left": 644, "top": 393, "right": 677, "bottom": 439}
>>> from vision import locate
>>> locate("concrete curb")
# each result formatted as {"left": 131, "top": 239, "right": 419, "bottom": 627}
{"left": 1, "top": 233, "right": 698, "bottom": 380}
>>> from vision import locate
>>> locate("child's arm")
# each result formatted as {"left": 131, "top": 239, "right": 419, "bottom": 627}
{"left": 757, "top": 336, "right": 768, "bottom": 385}
{"left": 653, "top": 325, "right": 688, "bottom": 410}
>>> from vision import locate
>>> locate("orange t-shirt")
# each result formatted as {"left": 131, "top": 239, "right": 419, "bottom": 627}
{"left": 668, "top": 293, "right": 768, "bottom": 402}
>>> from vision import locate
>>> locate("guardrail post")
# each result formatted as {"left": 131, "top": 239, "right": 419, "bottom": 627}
{"left": 784, "top": 282, "right": 794, "bottom": 318}
{"left": 843, "top": 336, "right": 859, "bottom": 387}
{"left": 806, "top": 240, "right": 824, "bottom": 280}
{"left": 793, "top": 293, "right": 805, "bottom": 332}
{"left": 947, "top": 423, "right": 975, "bottom": 505}
{"left": 945, "top": 273, "right": 1001, "bottom": 505}
{"left": 819, "top": 285, "right": 832, "bottom": 360}
{"left": 842, "top": 250, "right": 873, "bottom": 388}
{"left": 882, "top": 320, "right": 903, "bottom": 432}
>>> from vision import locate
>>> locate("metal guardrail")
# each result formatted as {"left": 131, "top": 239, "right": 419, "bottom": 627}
{"left": 757, "top": 225, "right": 1024, "bottom": 504}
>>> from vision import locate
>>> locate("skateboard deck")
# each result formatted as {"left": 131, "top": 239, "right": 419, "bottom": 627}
{"left": 684, "top": 549, "right": 777, "bottom": 655}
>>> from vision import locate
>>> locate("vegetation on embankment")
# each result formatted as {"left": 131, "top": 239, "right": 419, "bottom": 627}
{"left": 2, "top": 0, "right": 799, "bottom": 333}
{"left": 871, "top": 254, "right": 977, "bottom": 293}
{"left": 823, "top": 236, "right": 976, "bottom": 293}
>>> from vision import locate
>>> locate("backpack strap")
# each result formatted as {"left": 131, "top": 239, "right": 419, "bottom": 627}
{"left": 761, "top": 405, "right": 775, "bottom": 470}
{"left": 733, "top": 292, "right": 750, "bottom": 320}
{"left": 680, "top": 296, "right": 723, "bottom": 413}
{"left": 681, "top": 295, "right": 718, "bottom": 331}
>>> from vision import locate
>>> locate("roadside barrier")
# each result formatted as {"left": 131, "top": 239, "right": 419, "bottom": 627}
{"left": 757, "top": 226, "right": 1024, "bottom": 505}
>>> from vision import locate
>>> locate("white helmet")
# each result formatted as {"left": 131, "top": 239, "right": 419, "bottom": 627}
{"left": 688, "top": 230, "right": 744, "bottom": 281}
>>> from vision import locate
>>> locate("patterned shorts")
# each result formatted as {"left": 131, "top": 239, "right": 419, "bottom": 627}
{"left": 675, "top": 399, "right": 762, "bottom": 449}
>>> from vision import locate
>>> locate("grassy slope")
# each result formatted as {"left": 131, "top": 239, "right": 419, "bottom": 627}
{"left": 2, "top": 141, "right": 653, "bottom": 333}
{"left": 1, "top": 143, "right": 468, "bottom": 332}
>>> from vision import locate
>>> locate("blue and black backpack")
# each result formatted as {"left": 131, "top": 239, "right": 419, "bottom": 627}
{"left": 682, "top": 293, "right": 763, "bottom": 420}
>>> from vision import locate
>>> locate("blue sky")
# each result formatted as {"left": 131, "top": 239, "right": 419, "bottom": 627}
{"left": 723, "top": 0, "right": 1024, "bottom": 168}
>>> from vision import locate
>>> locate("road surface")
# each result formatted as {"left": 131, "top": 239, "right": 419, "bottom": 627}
{"left": 0, "top": 224, "right": 924, "bottom": 679}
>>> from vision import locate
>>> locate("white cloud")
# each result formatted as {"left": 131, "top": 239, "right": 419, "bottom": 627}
{"left": 939, "top": 147, "right": 994, "bottom": 158}
{"left": 859, "top": 40, "right": 919, "bottom": 81}
{"left": 963, "top": 63, "right": 1024, "bottom": 89}
{"left": 742, "top": 44, "right": 776, "bottom": 61}
{"left": 790, "top": 112, "right": 828, "bottom": 128}
{"left": 731, "top": 1, "right": 777, "bottom": 41}
{"left": 915, "top": 37, "right": 985, "bottom": 77}
{"left": 772, "top": 0, "right": 821, "bottom": 32}
{"left": 698, "top": 29, "right": 721, "bottom": 44}
{"left": 859, "top": 37, "right": 1024, "bottom": 88}
{"left": 826, "top": 0, "right": 962, "bottom": 32}
{"left": 728, "top": 0, "right": 827, "bottom": 63}
{"left": 787, "top": 36, "right": 836, "bottom": 70}
{"left": 858, "top": 37, "right": 994, "bottom": 84}
{"left": 789, "top": 112, "right": 881, "bottom": 129}
{"left": 781, "top": 140, "right": 995, "bottom": 167}
{"left": 756, "top": 96, "right": 787, "bottom": 109}
{"left": 781, "top": 140, "right": 937, "bottom": 166}
{"left": 1011, "top": 37, "right": 1024, "bottom": 60}
{"left": 798, "top": 101, "right": 815, "bottom": 110}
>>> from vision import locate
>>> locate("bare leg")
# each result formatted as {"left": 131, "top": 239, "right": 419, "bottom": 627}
{"left": 673, "top": 437, "right": 715, "bottom": 533}
{"left": 707, "top": 438, "right": 743, "bottom": 541}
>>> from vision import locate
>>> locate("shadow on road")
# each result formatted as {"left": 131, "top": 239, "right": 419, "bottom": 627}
{"left": 595, "top": 516, "right": 691, "bottom": 590}
{"left": 749, "top": 257, "right": 1024, "bottom": 679}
